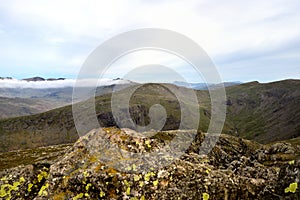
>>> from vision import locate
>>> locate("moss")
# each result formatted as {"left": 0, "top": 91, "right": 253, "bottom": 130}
{"left": 94, "top": 163, "right": 104, "bottom": 173}
{"left": 106, "top": 167, "right": 118, "bottom": 175}
{"left": 88, "top": 155, "right": 97, "bottom": 163}
{"left": 53, "top": 192, "right": 66, "bottom": 200}
{"left": 285, "top": 182, "right": 298, "bottom": 193}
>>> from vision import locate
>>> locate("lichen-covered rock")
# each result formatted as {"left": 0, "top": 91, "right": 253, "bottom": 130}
{"left": 0, "top": 127, "right": 299, "bottom": 199}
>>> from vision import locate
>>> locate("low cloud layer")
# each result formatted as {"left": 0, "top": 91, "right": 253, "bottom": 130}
{"left": 0, "top": 78, "right": 131, "bottom": 89}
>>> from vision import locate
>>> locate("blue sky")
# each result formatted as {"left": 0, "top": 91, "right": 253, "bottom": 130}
{"left": 0, "top": 0, "right": 300, "bottom": 83}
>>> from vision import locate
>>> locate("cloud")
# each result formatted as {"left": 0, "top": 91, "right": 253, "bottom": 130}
{"left": 0, "top": 0, "right": 299, "bottom": 81}
{"left": 0, "top": 78, "right": 131, "bottom": 88}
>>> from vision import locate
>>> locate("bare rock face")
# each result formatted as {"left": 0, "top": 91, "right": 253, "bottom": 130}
{"left": 0, "top": 127, "right": 299, "bottom": 199}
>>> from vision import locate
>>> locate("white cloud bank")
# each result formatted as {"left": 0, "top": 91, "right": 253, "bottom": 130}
{"left": 0, "top": 78, "right": 131, "bottom": 89}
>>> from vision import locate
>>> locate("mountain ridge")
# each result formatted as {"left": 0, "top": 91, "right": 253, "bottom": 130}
{"left": 0, "top": 79, "right": 299, "bottom": 152}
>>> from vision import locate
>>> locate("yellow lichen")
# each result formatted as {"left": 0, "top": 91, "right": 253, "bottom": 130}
{"left": 37, "top": 171, "right": 48, "bottom": 182}
{"left": 27, "top": 183, "right": 33, "bottom": 192}
{"left": 85, "top": 183, "right": 92, "bottom": 191}
{"left": 83, "top": 171, "right": 89, "bottom": 178}
{"left": 144, "top": 172, "right": 152, "bottom": 182}
{"left": 73, "top": 193, "right": 84, "bottom": 200}
{"left": 19, "top": 177, "right": 25, "bottom": 183}
{"left": 153, "top": 180, "right": 159, "bottom": 187}
{"left": 139, "top": 181, "right": 144, "bottom": 187}
{"left": 202, "top": 192, "right": 209, "bottom": 200}
{"left": 124, "top": 180, "right": 130, "bottom": 186}
{"left": 126, "top": 187, "right": 131, "bottom": 195}
{"left": 285, "top": 182, "right": 298, "bottom": 193}
{"left": 205, "top": 168, "right": 211, "bottom": 174}
{"left": 100, "top": 191, "right": 106, "bottom": 197}
{"left": 134, "top": 175, "right": 140, "bottom": 182}
{"left": 288, "top": 160, "right": 295, "bottom": 165}
{"left": 38, "top": 183, "right": 49, "bottom": 197}
{"left": 0, "top": 181, "right": 21, "bottom": 199}
{"left": 132, "top": 164, "right": 137, "bottom": 171}
{"left": 145, "top": 140, "right": 151, "bottom": 148}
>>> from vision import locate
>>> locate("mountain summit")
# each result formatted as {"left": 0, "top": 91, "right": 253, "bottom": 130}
{"left": 0, "top": 127, "right": 299, "bottom": 199}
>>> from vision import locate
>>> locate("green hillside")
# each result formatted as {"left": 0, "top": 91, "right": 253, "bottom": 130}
{"left": 224, "top": 79, "right": 300, "bottom": 143}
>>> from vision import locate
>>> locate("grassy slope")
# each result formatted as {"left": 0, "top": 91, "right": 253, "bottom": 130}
{"left": 224, "top": 79, "right": 300, "bottom": 143}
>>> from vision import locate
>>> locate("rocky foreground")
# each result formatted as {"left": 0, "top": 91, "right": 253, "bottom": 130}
{"left": 0, "top": 127, "right": 299, "bottom": 199}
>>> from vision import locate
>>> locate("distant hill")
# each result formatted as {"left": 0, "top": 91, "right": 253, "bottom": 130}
{"left": 173, "top": 81, "right": 242, "bottom": 90}
{"left": 0, "top": 79, "right": 299, "bottom": 152}
{"left": 0, "top": 80, "right": 136, "bottom": 119}
{"left": 0, "top": 97, "right": 68, "bottom": 119}
{"left": 22, "top": 76, "right": 66, "bottom": 81}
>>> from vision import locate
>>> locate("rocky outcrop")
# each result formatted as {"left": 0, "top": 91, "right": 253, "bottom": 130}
{"left": 0, "top": 128, "right": 299, "bottom": 199}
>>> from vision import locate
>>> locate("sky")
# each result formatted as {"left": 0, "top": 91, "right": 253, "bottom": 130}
{"left": 0, "top": 0, "right": 300, "bottom": 83}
